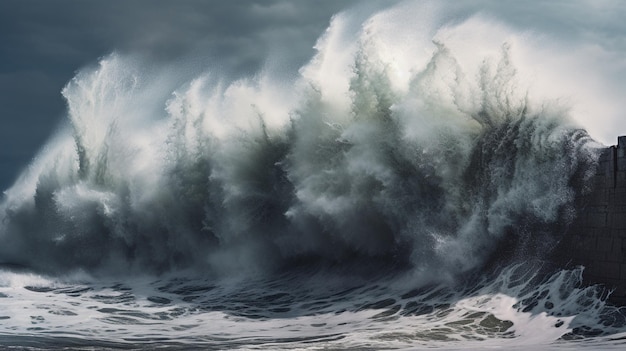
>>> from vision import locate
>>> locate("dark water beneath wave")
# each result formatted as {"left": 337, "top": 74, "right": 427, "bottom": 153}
{"left": 0, "top": 263, "right": 626, "bottom": 350}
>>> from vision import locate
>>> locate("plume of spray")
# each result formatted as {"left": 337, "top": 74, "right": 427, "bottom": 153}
{"left": 0, "top": 5, "right": 599, "bottom": 285}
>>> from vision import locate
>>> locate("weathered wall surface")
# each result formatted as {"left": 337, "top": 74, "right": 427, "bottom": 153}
{"left": 559, "top": 136, "right": 626, "bottom": 303}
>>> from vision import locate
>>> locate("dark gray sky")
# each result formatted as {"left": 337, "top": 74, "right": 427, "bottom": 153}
{"left": 2, "top": 0, "right": 626, "bottom": 191}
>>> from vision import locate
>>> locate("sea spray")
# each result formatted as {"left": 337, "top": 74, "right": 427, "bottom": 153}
{"left": 0, "top": 10, "right": 598, "bottom": 280}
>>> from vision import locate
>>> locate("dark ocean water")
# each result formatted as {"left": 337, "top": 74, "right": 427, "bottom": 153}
{"left": 0, "top": 265, "right": 626, "bottom": 350}
{"left": 0, "top": 264, "right": 625, "bottom": 350}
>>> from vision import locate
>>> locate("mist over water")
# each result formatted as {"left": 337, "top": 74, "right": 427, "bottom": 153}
{"left": 0, "top": 11, "right": 599, "bottom": 278}
{"left": 0, "top": 3, "right": 623, "bottom": 349}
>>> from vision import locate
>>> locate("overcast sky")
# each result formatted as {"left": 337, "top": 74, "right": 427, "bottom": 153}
{"left": 1, "top": 0, "right": 626, "bottom": 191}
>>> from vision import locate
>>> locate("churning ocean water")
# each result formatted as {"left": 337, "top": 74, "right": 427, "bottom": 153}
{"left": 1, "top": 2, "right": 625, "bottom": 350}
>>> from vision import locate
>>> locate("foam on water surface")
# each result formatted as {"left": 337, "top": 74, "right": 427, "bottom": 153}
{"left": 0, "top": 265, "right": 624, "bottom": 350}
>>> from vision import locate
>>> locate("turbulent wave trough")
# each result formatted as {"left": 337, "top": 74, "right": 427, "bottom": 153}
{"left": 0, "top": 3, "right": 625, "bottom": 349}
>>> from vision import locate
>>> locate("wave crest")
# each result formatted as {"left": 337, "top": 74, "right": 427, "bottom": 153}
{"left": 0, "top": 11, "right": 599, "bottom": 281}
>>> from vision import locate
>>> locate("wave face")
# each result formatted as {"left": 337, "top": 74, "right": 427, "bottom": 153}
{"left": 0, "top": 6, "right": 599, "bottom": 281}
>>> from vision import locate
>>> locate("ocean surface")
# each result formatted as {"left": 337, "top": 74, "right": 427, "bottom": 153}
{"left": 0, "top": 264, "right": 625, "bottom": 350}
{"left": 1, "top": 2, "right": 625, "bottom": 349}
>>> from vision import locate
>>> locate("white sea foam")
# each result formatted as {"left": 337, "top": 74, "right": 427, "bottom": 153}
{"left": 0, "top": 265, "right": 623, "bottom": 349}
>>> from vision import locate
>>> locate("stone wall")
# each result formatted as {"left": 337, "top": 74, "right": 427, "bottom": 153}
{"left": 560, "top": 136, "right": 626, "bottom": 303}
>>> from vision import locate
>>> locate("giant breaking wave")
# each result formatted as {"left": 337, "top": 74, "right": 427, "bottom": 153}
{"left": 0, "top": 9, "right": 599, "bottom": 283}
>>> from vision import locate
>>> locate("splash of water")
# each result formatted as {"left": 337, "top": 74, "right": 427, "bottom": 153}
{"left": 0, "top": 5, "right": 599, "bottom": 284}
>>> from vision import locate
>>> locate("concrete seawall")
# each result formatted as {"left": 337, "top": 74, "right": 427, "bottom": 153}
{"left": 558, "top": 136, "right": 626, "bottom": 304}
